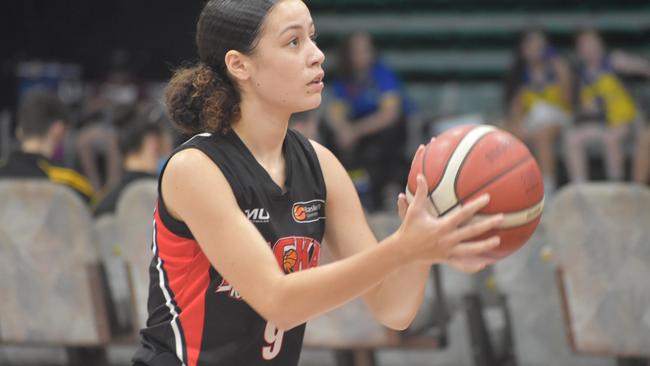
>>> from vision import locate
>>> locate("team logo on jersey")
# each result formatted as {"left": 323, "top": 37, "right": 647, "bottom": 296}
{"left": 291, "top": 200, "right": 325, "bottom": 223}
{"left": 245, "top": 208, "right": 270, "bottom": 223}
{"left": 216, "top": 237, "right": 321, "bottom": 300}
{"left": 272, "top": 236, "right": 321, "bottom": 273}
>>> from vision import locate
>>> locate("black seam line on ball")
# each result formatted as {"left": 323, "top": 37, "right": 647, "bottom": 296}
{"left": 439, "top": 155, "right": 534, "bottom": 217}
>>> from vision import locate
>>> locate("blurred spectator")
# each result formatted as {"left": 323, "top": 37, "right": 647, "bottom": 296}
{"left": 326, "top": 31, "right": 412, "bottom": 211}
{"left": 76, "top": 49, "right": 144, "bottom": 193}
{"left": 634, "top": 126, "right": 650, "bottom": 184}
{"left": 0, "top": 89, "right": 93, "bottom": 202}
{"left": 504, "top": 29, "right": 571, "bottom": 198}
{"left": 290, "top": 110, "right": 320, "bottom": 141}
{"left": 94, "top": 109, "right": 170, "bottom": 217}
{"left": 564, "top": 29, "right": 650, "bottom": 183}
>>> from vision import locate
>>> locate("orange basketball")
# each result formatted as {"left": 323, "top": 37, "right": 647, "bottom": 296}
{"left": 283, "top": 249, "right": 298, "bottom": 273}
{"left": 406, "top": 124, "right": 544, "bottom": 259}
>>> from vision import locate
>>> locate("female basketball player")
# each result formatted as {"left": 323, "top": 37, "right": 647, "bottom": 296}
{"left": 132, "top": 1, "right": 503, "bottom": 365}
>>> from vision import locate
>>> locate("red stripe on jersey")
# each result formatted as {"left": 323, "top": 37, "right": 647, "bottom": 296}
{"left": 154, "top": 206, "right": 211, "bottom": 366}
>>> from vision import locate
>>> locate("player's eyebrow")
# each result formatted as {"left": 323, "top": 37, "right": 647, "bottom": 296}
{"left": 279, "top": 21, "right": 314, "bottom": 36}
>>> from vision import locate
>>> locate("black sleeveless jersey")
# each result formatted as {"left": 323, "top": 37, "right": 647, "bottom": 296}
{"left": 132, "top": 129, "right": 326, "bottom": 366}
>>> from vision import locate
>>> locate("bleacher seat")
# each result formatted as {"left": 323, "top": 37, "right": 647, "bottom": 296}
{"left": 114, "top": 179, "right": 158, "bottom": 331}
{"left": 0, "top": 180, "right": 110, "bottom": 345}
{"left": 314, "top": 10, "right": 650, "bottom": 81}
{"left": 546, "top": 183, "right": 650, "bottom": 356}
{"left": 94, "top": 214, "right": 135, "bottom": 338}
{"left": 493, "top": 219, "right": 615, "bottom": 365}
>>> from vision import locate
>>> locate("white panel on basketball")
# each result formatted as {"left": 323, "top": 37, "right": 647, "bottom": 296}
{"left": 405, "top": 189, "right": 439, "bottom": 216}
{"left": 470, "top": 198, "right": 544, "bottom": 229}
{"left": 430, "top": 125, "right": 496, "bottom": 214}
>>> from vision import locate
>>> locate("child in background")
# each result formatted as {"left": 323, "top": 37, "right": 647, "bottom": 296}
{"left": 564, "top": 29, "right": 650, "bottom": 182}
{"left": 504, "top": 29, "right": 572, "bottom": 198}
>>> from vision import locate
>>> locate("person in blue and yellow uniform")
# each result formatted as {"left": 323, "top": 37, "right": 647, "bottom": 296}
{"left": 505, "top": 29, "right": 572, "bottom": 198}
{"left": 0, "top": 89, "right": 94, "bottom": 203}
{"left": 326, "top": 32, "right": 414, "bottom": 212}
{"left": 564, "top": 29, "right": 650, "bottom": 183}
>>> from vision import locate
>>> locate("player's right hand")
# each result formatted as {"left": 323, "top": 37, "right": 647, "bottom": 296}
{"left": 395, "top": 172, "right": 504, "bottom": 273}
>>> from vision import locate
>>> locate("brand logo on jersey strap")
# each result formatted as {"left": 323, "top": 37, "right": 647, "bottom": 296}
{"left": 272, "top": 236, "right": 321, "bottom": 273}
{"left": 292, "top": 200, "right": 325, "bottom": 223}
{"left": 245, "top": 208, "right": 270, "bottom": 223}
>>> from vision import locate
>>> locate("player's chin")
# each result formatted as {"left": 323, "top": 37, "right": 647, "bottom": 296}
{"left": 299, "top": 93, "right": 322, "bottom": 110}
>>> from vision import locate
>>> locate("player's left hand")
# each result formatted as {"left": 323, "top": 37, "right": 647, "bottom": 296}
{"left": 397, "top": 143, "right": 500, "bottom": 273}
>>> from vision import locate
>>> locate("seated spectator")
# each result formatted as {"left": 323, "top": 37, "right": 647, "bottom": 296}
{"left": 325, "top": 31, "right": 412, "bottom": 211}
{"left": 94, "top": 110, "right": 170, "bottom": 217}
{"left": 564, "top": 29, "right": 650, "bottom": 183}
{"left": 76, "top": 49, "right": 143, "bottom": 193}
{"left": 634, "top": 125, "right": 650, "bottom": 184}
{"left": 504, "top": 29, "right": 572, "bottom": 198}
{"left": 0, "top": 89, "right": 93, "bottom": 202}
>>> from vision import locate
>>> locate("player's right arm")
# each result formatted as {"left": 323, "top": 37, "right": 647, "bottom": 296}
{"left": 162, "top": 148, "right": 498, "bottom": 331}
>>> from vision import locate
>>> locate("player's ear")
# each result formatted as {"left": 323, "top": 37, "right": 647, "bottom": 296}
{"left": 225, "top": 50, "right": 251, "bottom": 82}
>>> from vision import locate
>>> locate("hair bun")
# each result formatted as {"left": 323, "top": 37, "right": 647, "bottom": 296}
{"left": 164, "top": 63, "right": 240, "bottom": 135}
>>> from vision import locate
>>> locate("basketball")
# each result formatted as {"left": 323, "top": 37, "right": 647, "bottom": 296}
{"left": 406, "top": 124, "right": 544, "bottom": 259}
{"left": 283, "top": 249, "right": 298, "bottom": 273}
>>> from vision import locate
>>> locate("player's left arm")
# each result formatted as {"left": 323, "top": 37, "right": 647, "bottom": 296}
{"left": 311, "top": 140, "right": 430, "bottom": 330}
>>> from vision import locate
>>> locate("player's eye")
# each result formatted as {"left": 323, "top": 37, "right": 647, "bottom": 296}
{"left": 288, "top": 37, "right": 299, "bottom": 48}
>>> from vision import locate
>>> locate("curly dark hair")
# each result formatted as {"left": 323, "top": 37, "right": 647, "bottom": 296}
{"left": 165, "top": 0, "right": 278, "bottom": 135}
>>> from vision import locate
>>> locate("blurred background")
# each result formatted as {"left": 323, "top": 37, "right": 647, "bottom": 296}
{"left": 1, "top": 1, "right": 650, "bottom": 365}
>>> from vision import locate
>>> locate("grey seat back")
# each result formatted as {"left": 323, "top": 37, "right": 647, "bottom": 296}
{"left": 94, "top": 214, "right": 134, "bottom": 335}
{"left": 114, "top": 179, "right": 157, "bottom": 330}
{"left": 546, "top": 183, "right": 650, "bottom": 356}
{"left": 0, "top": 180, "right": 109, "bottom": 345}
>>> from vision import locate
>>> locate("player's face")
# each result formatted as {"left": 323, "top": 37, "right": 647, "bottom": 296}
{"left": 247, "top": 0, "right": 325, "bottom": 114}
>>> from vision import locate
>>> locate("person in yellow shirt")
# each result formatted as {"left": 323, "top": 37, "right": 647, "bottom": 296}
{"left": 0, "top": 89, "right": 94, "bottom": 203}
{"left": 564, "top": 29, "right": 650, "bottom": 182}
{"left": 505, "top": 29, "right": 572, "bottom": 198}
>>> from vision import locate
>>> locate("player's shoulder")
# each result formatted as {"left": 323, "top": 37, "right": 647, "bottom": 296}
{"left": 161, "top": 146, "right": 234, "bottom": 214}
{"left": 166, "top": 146, "right": 223, "bottom": 179}
{"left": 306, "top": 138, "right": 345, "bottom": 185}
{"left": 306, "top": 138, "right": 335, "bottom": 163}
{"left": 166, "top": 131, "right": 229, "bottom": 172}
{"left": 179, "top": 132, "right": 215, "bottom": 147}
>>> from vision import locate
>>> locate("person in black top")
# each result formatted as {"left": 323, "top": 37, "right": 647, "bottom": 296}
{"left": 0, "top": 89, "right": 93, "bottom": 202}
{"left": 132, "top": 1, "right": 504, "bottom": 366}
{"left": 94, "top": 110, "right": 170, "bottom": 217}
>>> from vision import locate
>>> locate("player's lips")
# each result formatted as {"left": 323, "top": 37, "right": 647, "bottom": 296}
{"left": 307, "top": 71, "right": 324, "bottom": 86}
{"left": 307, "top": 71, "right": 325, "bottom": 92}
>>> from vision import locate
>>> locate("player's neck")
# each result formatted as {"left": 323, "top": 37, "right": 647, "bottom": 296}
{"left": 234, "top": 98, "right": 290, "bottom": 166}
